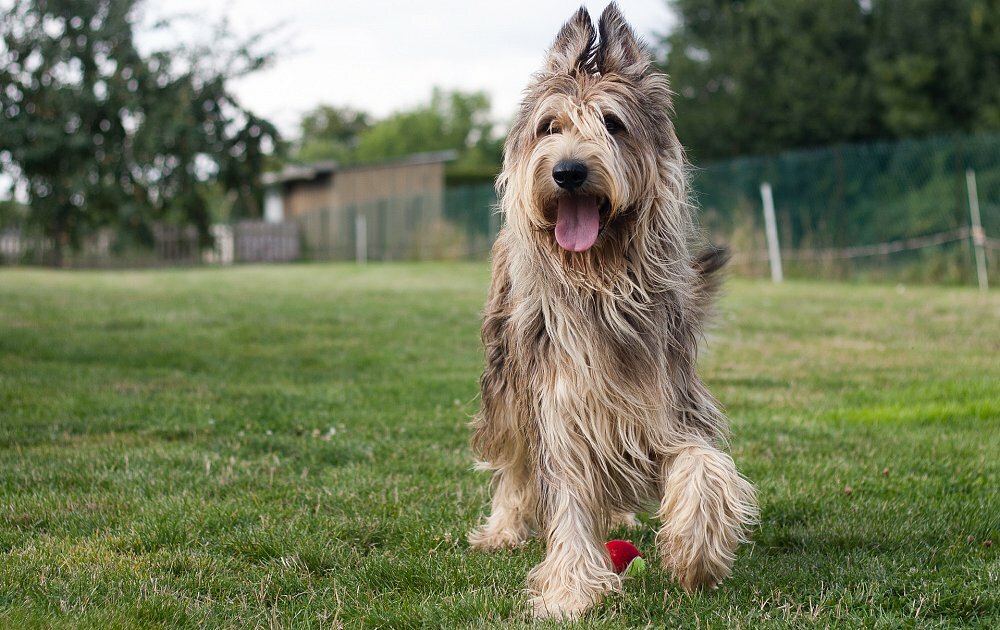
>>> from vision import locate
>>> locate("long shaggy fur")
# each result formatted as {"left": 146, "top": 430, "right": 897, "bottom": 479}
{"left": 469, "top": 3, "right": 757, "bottom": 619}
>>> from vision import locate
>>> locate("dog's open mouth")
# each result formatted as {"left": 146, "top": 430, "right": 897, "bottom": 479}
{"left": 554, "top": 195, "right": 609, "bottom": 252}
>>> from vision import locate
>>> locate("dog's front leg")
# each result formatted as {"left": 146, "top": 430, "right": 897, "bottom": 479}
{"left": 468, "top": 461, "right": 535, "bottom": 549}
{"left": 527, "top": 455, "right": 619, "bottom": 619}
{"left": 655, "top": 439, "right": 757, "bottom": 591}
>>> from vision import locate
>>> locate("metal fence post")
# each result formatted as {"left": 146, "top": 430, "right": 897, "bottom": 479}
{"left": 355, "top": 214, "right": 367, "bottom": 264}
{"left": 760, "top": 182, "right": 783, "bottom": 283}
{"left": 965, "top": 169, "right": 988, "bottom": 292}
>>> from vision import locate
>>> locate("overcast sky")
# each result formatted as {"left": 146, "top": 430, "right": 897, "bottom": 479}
{"left": 144, "top": 0, "right": 676, "bottom": 136}
{"left": 0, "top": 1, "right": 674, "bottom": 201}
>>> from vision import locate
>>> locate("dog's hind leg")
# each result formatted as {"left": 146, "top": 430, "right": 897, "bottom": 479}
{"left": 468, "top": 461, "right": 535, "bottom": 549}
{"left": 469, "top": 236, "right": 537, "bottom": 549}
{"left": 655, "top": 439, "right": 757, "bottom": 591}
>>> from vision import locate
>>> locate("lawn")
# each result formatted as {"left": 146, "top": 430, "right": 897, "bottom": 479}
{"left": 0, "top": 263, "right": 997, "bottom": 628}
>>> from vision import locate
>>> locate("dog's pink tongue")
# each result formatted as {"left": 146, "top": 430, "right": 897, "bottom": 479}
{"left": 555, "top": 196, "right": 600, "bottom": 252}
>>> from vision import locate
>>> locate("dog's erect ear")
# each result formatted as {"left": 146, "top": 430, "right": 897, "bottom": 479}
{"left": 595, "top": 3, "right": 648, "bottom": 75}
{"left": 544, "top": 7, "right": 596, "bottom": 74}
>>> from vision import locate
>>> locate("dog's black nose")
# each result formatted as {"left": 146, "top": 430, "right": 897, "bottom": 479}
{"left": 552, "top": 160, "right": 588, "bottom": 190}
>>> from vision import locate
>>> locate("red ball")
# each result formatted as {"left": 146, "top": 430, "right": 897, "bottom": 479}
{"left": 605, "top": 539, "right": 642, "bottom": 574}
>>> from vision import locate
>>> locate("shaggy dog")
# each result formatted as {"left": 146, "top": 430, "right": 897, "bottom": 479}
{"left": 468, "top": 3, "right": 758, "bottom": 619}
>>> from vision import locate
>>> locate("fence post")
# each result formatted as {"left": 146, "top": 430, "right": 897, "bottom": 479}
{"left": 965, "top": 169, "right": 988, "bottom": 292}
{"left": 355, "top": 214, "right": 367, "bottom": 264}
{"left": 760, "top": 182, "right": 783, "bottom": 283}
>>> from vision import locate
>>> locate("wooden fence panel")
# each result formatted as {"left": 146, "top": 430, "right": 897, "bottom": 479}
{"left": 233, "top": 221, "right": 300, "bottom": 263}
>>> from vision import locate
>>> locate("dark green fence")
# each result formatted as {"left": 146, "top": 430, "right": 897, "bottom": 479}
{"left": 290, "top": 187, "right": 499, "bottom": 262}
{"left": 441, "top": 134, "right": 999, "bottom": 285}
{"left": 694, "top": 133, "right": 1000, "bottom": 284}
{"left": 444, "top": 184, "right": 500, "bottom": 259}
{"left": 5, "top": 134, "right": 995, "bottom": 283}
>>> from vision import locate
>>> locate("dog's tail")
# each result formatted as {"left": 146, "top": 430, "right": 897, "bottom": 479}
{"left": 690, "top": 245, "right": 730, "bottom": 325}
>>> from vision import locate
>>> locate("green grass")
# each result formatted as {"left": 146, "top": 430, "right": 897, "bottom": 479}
{"left": 0, "top": 263, "right": 997, "bottom": 628}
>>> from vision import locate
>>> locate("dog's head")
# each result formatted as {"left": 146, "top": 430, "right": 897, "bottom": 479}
{"left": 500, "top": 3, "right": 684, "bottom": 262}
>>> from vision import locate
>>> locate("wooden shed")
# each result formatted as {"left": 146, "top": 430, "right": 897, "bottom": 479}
{"left": 262, "top": 151, "right": 457, "bottom": 260}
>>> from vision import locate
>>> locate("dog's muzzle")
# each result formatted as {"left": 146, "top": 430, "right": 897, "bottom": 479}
{"left": 552, "top": 160, "right": 589, "bottom": 190}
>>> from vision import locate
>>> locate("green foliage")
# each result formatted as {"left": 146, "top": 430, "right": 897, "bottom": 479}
{"left": 293, "top": 105, "right": 371, "bottom": 164}
{"left": 0, "top": 0, "right": 280, "bottom": 264}
{"left": 662, "top": 0, "right": 879, "bottom": 161}
{"left": 0, "top": 198, "right": 26, "bottom": 228}
{"left": 869, "top": 0, "right": 1000, "bottom": 137}
{"left": 0, "top": 264, "right": 997, "bottom": 626}
{"left": 291, "top": 89, "right": 503, "bottom": 178}
{"left": 355, "top": 88, "right": 502, "bottom": 171}
{"left": 661, "top": 0, "right": 1000, "bottom": 161}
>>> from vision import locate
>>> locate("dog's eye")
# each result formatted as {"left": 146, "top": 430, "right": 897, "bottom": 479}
{"left": 537, "top": 119, "right": 561, "bottom": 136}
{"left": 603, "top": 115, "right": 625, "bottom": 135}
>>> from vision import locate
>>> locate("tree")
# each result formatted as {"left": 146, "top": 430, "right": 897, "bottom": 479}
{"left": 661, "top": 0, "right": 880, "bottom": 162}
{"left": 289, "top": 88, "right": 503, "bottom": 181}
{"left": 0, "top": 0, "right": 280, "bottom": 265}
{"left": 293, "top": 105, "right": 371, "bottom": 164}
{"left": 658, "top": 0, "right": 1000, "bottom": 162}
{"left": 354, "top": 88, "right": 502, "bottom": 177}
{"left": 869, "top": 0, "right": 1000, "bottom": 136}
{"left": 0, "top": 198, "right": 26, "bottom": 229}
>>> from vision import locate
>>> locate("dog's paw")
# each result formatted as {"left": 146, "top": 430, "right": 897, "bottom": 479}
{"left": 671, "top": 564, "right": 725, "bottom": 592}
{"left": 467, "top": 525, "right": 528, "bottom": 550}
{"left": 660, "top": 541, "right": 731, "bottom": 591}
{"left": 528, "top": 590, "right": 598, "bottom": 620}
{"left": 526, "top": 555, "right": 619, "bottom": 619}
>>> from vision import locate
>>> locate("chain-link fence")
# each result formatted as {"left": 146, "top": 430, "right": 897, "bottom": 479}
{"left": 428, "top": 134, "right": 1000, "bottom": 287}
{"left": 444, "top": 185, "right": 501, "bottom": 259}
{"left": 292, "top": 185, "right": 499, "bottom": 262}
{"left": 694, "top": 133, "right": 1000, "bottom": 284}
{"left": 400, "top": 133, "right": 1000, "bottom": 287}
{"left": 3, "top": 134, "right": 996, "bottom": 284}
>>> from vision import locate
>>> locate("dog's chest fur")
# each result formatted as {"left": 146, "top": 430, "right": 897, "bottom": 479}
{"left": 504, "top": 264, "right": 676, "bottom": 502}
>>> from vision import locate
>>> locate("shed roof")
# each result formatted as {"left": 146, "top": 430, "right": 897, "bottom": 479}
{"left": 261, "top": 150, "right": 458, "bottom": 187}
